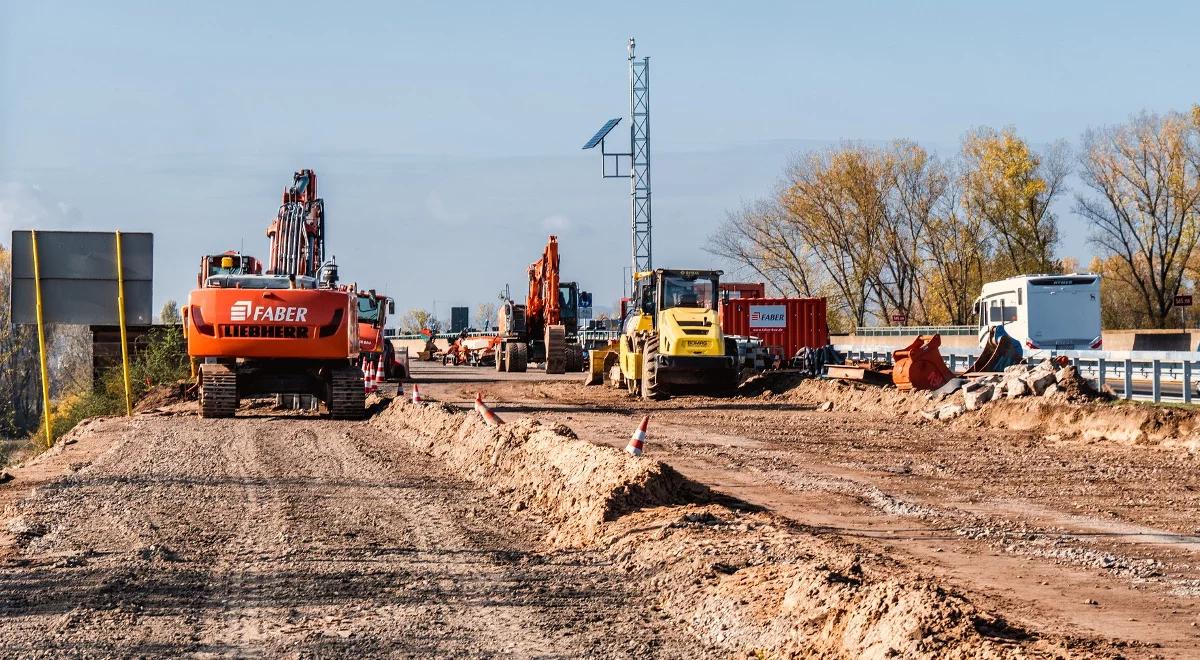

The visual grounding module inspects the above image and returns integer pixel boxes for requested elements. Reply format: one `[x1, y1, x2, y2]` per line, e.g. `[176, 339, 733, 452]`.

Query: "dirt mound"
[965, 398, 1200, 451]
[133, 381, 194, 412]
[371, 398, 1103, 657]
[599, 505, 1085, 658]
[783, 378, 931, 415]
[371, 400, 694, 547]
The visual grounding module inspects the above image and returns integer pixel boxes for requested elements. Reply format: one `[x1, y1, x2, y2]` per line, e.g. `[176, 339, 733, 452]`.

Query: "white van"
[973, 274, 1102, 351]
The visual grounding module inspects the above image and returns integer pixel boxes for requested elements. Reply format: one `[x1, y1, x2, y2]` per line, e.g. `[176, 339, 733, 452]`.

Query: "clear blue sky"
[2, 1, 1196, 320]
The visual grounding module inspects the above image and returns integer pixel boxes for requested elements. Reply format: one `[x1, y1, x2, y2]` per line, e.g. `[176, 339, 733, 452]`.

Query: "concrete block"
[1005, 378, 1029, 398]
[936, 404, 965, 420]
[1024, 370, 1058, 395]
[964, 383, 995, 410]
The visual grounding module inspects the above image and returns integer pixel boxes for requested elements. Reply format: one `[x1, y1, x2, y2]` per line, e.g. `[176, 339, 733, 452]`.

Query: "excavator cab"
[197, 252, 262, 287]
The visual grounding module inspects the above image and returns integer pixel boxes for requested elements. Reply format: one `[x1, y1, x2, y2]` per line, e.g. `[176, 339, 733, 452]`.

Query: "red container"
[720, 297, 829, 358]
[719, 282, 766, 302]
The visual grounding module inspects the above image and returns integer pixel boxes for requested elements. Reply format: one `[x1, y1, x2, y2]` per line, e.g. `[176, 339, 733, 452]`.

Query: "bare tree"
[474, 302, 497, 332]
[920, 178, 989, 324]
[1076, 110, 1200, 328]
[398, 308, 442, 334]
[0, 245, 43, 437]
[706, 199, 823, 298]
[781, 145, 888, 326]
[159, 300, 181, 325]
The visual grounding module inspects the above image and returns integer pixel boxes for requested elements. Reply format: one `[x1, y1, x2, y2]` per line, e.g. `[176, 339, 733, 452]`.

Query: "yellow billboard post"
[115, 231, 133, 416]
[29, 231, 53, 447]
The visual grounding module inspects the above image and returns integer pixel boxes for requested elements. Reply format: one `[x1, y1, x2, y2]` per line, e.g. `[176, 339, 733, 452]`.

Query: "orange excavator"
[183, 169, 364, 418]
[494, 235, 584, 374]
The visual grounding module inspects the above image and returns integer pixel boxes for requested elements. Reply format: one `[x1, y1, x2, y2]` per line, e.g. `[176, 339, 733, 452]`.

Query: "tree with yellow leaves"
[961, 127, 1067, 276]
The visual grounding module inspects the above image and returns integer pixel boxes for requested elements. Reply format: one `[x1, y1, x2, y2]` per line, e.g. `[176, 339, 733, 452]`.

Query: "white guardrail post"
[1152, 360, 1162, 403]
[1185, 361, 1193, 405]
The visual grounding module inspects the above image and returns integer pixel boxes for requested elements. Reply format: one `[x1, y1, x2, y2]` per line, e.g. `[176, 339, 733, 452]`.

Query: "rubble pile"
[923, 359, 1107, 421]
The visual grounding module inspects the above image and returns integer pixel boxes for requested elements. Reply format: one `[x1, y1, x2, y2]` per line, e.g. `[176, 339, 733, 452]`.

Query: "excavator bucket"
[969, 325, 1023, 373]
[892, 334, 955, 391]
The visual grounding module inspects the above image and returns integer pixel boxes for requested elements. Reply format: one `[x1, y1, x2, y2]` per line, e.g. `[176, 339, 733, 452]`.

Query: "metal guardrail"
[852, 325, 977, 337]
[384, 331, 495, 340]
[835, 344, 1200, 404]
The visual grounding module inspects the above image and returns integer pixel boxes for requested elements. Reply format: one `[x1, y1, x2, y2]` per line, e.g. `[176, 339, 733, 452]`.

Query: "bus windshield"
[660, 273, 718, 311]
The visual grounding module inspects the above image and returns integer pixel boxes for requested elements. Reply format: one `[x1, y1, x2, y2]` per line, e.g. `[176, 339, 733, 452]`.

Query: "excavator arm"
[265, 169, 326, 278]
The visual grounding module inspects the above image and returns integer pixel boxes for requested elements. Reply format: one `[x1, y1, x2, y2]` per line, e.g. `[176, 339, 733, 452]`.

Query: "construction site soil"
[0, 361, 1197, 657]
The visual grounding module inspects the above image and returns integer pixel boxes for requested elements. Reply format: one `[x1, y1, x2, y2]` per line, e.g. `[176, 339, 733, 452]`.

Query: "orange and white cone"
[375, 358, 386, 391]
[475, 392, 504, 426]
[367, 361, 378, 394]
[626, 415, 649, 456]
[362, 361, 372, 394]
[411, 383, 422, 404]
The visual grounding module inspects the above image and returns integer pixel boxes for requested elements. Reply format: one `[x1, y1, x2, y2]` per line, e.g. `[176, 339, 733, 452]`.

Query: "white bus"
[973, 274, 1102, 351]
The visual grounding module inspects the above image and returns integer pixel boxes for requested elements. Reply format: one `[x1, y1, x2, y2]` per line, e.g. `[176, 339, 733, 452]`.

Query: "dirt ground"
[1, 360, 1197, 657]
[418, 361, 1200, 658]
[0, 407, 707, 658]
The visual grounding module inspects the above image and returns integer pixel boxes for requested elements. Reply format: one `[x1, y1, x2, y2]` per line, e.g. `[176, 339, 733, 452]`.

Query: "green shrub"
[36, 325, 190, 447]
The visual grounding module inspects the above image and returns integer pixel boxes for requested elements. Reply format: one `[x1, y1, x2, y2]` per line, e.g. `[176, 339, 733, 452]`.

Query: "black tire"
[199, 364, 238, 418]
[328, 367, 366, 420]
[505, 342, 528, 373]
[495, 345, 506, 372]
[641, 335, 664, 400]
[512, 343, 529, 372]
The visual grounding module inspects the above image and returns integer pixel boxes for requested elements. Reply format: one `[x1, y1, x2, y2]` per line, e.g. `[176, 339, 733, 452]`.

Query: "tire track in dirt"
[1, 410, 705, 657]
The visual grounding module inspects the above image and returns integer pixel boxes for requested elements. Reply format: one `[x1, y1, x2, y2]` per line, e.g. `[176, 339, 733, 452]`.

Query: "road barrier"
[835, 344, 1200, 404]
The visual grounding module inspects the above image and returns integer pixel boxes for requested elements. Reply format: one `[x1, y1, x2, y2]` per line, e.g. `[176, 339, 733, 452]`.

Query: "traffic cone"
[366, 361, 377, 394]
[412, 383, 422, 404]
[375, 358, 386, 391]
[625, 415, 649, 456]
[475, 392, 504, 426]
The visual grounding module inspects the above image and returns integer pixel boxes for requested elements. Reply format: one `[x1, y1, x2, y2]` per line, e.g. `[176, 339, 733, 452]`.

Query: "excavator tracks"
[199, 364, 239, 418]
[328, 367, 366, 419]
[545, 325, 567, 374]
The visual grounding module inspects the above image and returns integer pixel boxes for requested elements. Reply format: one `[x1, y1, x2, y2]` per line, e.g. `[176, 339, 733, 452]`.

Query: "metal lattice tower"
[581, 38, 653, 291]
[628, 38, 651, 274]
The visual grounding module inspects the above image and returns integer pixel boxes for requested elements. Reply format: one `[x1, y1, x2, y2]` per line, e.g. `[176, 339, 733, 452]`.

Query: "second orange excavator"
[183, 169, 365, 418]
[494, 235, 585, 374]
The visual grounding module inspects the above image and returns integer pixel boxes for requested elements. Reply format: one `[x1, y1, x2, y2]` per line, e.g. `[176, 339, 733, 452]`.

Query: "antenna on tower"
[582, 37, 653, 286]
